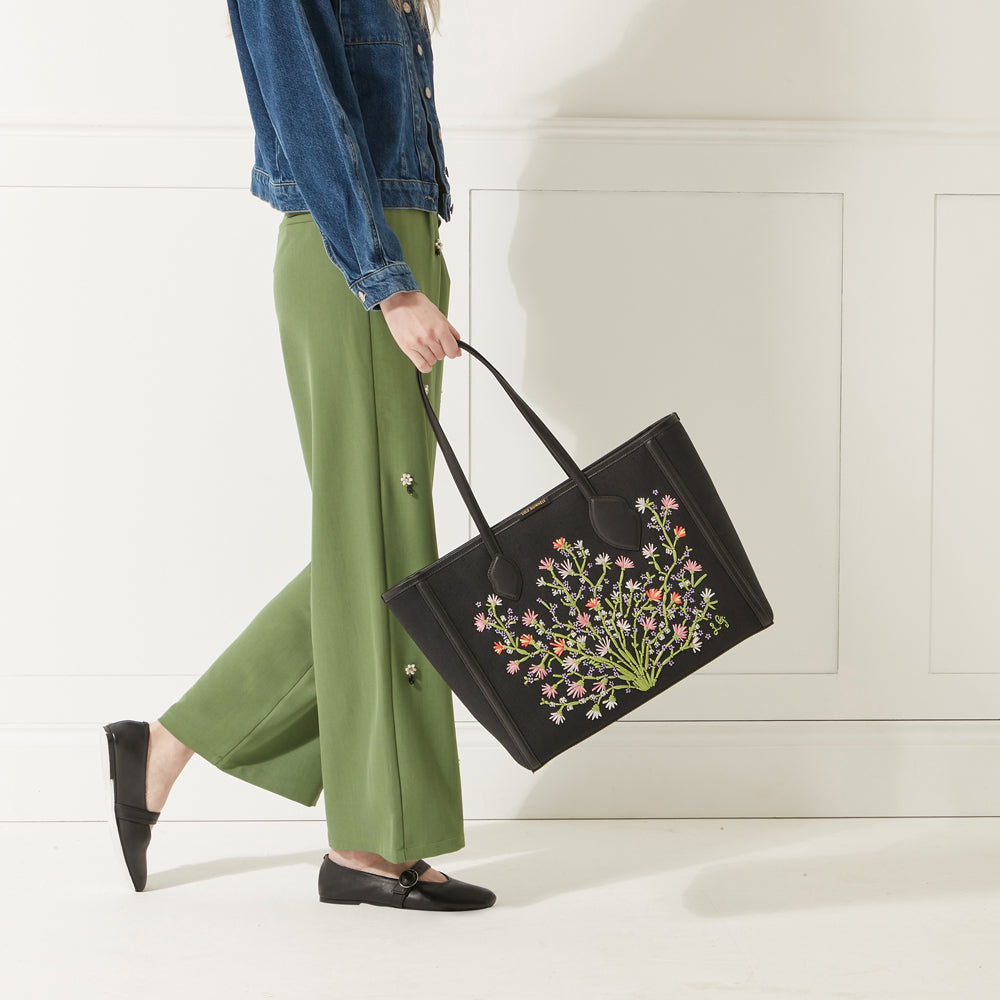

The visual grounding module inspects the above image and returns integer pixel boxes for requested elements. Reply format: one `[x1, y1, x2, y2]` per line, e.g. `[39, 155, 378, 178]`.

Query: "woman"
[103, 0, 496, 912]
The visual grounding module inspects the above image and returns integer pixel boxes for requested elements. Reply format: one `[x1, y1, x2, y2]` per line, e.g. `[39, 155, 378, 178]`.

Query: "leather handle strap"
[416, 341, 641, 601]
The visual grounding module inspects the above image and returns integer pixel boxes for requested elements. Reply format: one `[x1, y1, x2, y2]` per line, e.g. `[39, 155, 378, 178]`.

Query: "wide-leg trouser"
[159, 209, 465, 863]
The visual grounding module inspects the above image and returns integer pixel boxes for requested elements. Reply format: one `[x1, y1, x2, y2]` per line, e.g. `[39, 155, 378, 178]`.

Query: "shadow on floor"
[147, 849, 319, 892]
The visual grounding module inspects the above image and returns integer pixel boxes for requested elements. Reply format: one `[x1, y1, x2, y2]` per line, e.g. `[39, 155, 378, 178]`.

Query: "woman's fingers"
[381, 290, 463, 370]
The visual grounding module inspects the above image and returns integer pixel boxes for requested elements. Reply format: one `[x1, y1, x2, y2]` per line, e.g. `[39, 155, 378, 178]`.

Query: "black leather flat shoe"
[103, 720, 160, 892]
[318, 856, 496, 911]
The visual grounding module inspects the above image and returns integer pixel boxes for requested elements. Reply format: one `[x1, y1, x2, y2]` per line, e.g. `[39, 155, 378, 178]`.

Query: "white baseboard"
[5, 720, 1000, 822]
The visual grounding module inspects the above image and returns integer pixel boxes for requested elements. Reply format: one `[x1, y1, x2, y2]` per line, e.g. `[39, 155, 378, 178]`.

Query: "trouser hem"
[329, 831, 467, 864]
[157, 711, 322, 809]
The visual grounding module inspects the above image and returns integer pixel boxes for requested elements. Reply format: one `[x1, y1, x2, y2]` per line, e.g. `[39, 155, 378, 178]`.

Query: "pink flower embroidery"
[683, 559, 702, 573]
[474, 612, 487, 632]
[522, 609, 539, 626]
[550, 711, 565, 725]
[567, 680, 587, 698]
[614, 556, 634, 570]
[529, 663, 549, 678]
[541, 682, 558, 698]
[640, 615, 657, 631]
[672, 623, 688, 641]
[506, 661, 520, 674]
[576, 613, 590, 627]
[661, 495, 679, 511]
[593, 678, 608, 694]
[539, 557, 555, 571]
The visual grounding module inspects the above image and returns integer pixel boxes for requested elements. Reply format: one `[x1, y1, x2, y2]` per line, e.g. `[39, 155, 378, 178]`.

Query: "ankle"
[149, 721, 193, 766]
[145, 721, 193, 812]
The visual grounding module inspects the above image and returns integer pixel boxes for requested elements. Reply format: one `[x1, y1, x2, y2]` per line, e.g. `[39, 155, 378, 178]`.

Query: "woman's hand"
[380, 290, 461, 372]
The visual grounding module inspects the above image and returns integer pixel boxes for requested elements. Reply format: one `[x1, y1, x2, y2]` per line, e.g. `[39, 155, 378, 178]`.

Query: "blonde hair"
[391, 0, 439, 29]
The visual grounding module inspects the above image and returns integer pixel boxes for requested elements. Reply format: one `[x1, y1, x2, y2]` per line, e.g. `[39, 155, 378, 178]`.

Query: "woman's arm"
[229, 0, 418, 308]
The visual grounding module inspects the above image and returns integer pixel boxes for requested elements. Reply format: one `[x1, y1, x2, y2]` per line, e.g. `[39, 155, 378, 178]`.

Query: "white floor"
[2, 818, 999, 999]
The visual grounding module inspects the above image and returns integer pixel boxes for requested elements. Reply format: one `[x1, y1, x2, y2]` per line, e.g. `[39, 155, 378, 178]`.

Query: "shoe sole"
[103, 726, 140, 892]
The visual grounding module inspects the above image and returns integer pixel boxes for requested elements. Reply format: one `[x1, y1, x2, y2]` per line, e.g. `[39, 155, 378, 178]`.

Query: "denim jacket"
[226, 0, 453, 309]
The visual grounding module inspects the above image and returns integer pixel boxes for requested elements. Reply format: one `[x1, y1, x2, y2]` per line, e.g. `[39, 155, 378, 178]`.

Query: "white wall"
[4, 1, 1000, 822]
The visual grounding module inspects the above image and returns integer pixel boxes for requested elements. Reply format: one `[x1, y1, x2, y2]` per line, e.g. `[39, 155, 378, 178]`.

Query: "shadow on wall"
[477, 0, 935, 814]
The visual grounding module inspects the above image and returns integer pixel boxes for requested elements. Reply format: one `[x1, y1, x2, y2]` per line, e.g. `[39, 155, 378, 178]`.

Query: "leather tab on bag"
[588, 495, 642, 550]
[488, 553, 522, 601]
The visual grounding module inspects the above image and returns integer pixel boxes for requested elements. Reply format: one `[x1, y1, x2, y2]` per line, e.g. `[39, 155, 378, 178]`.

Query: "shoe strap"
[115, 802, 161, 825]
[392, 860, 430, 906]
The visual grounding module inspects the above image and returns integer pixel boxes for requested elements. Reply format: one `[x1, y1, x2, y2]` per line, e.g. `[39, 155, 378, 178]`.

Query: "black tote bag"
[383, 342, 773, 771]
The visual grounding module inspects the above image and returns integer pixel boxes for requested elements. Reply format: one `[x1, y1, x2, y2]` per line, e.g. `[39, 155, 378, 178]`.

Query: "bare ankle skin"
[145, 720, 194, 815]
[326, 849, 447, 883]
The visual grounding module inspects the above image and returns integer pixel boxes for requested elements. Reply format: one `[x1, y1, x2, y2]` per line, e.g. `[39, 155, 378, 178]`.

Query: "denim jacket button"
[424, 86, 432, 100]
[357, 290, 367, 303]
[437, 127, 443, 139]
[402, 2, 412, 12]
[416, 43, 423, 56]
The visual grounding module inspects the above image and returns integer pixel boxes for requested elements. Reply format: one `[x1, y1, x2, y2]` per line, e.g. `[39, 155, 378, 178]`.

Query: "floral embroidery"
[472, 493, 729, 725]
[404, 663, 417, 685]
[400, 473, 415, 496]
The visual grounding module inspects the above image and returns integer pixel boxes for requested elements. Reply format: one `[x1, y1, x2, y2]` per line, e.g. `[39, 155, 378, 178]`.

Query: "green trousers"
[159, 209, 465, 863]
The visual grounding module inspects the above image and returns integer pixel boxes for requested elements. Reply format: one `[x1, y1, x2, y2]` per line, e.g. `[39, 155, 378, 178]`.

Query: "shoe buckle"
[398, 867, 420, 889]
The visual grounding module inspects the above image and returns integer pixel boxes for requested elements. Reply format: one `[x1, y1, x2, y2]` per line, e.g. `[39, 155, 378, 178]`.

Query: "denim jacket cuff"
[349, 262, 420, 311]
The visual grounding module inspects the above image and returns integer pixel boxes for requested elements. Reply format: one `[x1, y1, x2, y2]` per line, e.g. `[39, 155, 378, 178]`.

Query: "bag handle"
[416, 341, 641, 601]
